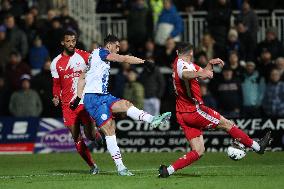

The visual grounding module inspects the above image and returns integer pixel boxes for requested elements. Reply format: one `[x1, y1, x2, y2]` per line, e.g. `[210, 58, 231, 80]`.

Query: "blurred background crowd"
[0, 0, 284, 119]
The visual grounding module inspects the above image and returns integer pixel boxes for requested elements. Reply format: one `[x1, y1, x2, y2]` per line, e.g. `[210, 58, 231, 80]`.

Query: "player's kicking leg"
[68, 124, 99, 175]
[100, 119, 134, 176]
[159, 135, 204, 178]
[217, 116, 271, 154]
[111, 100, 171, 127]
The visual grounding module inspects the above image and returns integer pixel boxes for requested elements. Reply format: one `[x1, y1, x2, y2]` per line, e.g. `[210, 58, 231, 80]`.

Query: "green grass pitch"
[0, 152, 283, 189]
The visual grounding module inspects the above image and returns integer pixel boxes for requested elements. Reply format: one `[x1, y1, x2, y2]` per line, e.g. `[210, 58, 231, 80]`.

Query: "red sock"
[75, 138, 94, 167]
[172, 150, 200, 171]
[228, 125, 253, 147]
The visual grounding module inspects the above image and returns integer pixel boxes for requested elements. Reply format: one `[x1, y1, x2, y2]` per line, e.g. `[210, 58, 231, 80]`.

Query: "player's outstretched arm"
[182, 69, 213, 80]
[106, 53, 144, 64]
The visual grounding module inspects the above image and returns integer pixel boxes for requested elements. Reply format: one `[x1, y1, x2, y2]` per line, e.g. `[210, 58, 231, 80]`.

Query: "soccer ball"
[227, 142, 246, 161]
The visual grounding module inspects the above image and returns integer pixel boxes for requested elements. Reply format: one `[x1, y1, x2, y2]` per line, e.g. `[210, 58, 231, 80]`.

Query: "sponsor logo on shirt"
[64, 72, 81, 79]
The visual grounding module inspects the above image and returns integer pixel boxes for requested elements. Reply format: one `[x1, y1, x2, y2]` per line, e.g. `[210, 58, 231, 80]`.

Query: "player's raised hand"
[209, 58, 224, 67]
[52, 96, 60, 106]
[199, 69, 213, 79]
[125, 55, 144, 64]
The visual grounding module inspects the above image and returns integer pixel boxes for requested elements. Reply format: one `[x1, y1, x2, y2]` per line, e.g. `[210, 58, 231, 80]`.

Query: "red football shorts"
[176, 105, 221, 140]
[62, 104, 92, 127]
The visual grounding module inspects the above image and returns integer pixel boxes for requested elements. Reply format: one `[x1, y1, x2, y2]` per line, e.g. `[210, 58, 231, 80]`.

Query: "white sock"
[105, 135, 125, 171]
[167, 165, 175, 175]
[126, 106, 154, 123]
[251, 141, 260, 152]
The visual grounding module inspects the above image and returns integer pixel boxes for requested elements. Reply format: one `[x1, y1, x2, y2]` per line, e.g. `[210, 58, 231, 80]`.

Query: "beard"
[64, 46, 75, 55]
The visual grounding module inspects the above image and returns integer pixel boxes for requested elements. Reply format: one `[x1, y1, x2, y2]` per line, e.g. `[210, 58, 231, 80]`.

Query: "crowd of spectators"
[0, 0, 284, 119]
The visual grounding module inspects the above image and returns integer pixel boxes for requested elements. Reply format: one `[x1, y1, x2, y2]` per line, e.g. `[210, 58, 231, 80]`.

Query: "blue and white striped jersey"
[84, 48, 111, 94]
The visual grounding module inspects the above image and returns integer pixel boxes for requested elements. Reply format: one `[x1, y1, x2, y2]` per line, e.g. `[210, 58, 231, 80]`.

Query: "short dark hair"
[10, 50, 20, 57]
[176, 42, 193, 55]
[104, 34, 120, 46]
[61, 30, 77, 41]
[229, 50, 238, 57]
[4, 13, 14, 20]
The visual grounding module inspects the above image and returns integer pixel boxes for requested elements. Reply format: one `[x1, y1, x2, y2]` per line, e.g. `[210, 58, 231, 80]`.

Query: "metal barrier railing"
[94, 10, 284, 47]
[65, 2, 284, 48]
[52, 0, 67, 8]
[67, 0, 97, 48]
[272, 10, 284, 42]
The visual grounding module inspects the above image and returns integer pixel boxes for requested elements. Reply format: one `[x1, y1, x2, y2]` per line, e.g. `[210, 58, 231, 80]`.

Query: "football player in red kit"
[157, 43, 271, 178]
[50, 30, 101, 174]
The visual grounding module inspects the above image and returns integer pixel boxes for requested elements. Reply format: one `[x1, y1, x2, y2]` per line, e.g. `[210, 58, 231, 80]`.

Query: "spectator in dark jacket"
[227, 50, 245, 80]
[262, 68, 284, 117]
[139, 60, 165, 115]
[257, 49, 275, 82]
[96, 0, 126, 13]
[155, 0, 183, 46]
[216, 66, 242, 118]
[256, 27, 284, 60]
[59, 6, 79, 33]
[0, 76, 11, 116]
[19, 12, 38, 47]
[4, 14, 28, 58]
[45, 18, 64, 59]
[37, 9, 57, 43]
[127, 0, 153, 53]
[112, 62, 135, 98]
[142, 39, 158, 60]
[174, 0, 208, 12]
[237, 1, 258, 53]
[156, 37, 176, 67]
[200, 82, 217, 110]
[0, 0, 19, 23]
[237, 20, 255, 61]
[5, 51, 30, 91]
[207, 0, 231, 60]
[0, 24, 13, 73]
[31, 58, 61, 117]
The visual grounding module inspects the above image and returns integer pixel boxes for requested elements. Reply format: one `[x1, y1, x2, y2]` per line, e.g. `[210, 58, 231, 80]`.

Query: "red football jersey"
[50, 49, 90, 105]
[172, 57, 203, 112]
